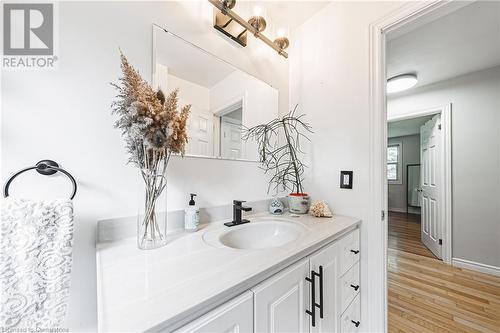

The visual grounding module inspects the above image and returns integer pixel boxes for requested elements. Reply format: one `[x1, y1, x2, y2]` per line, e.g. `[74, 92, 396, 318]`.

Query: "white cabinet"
[252, 258, 310, 333]
[337, 228, 361, 333]
[174, 291, 253, 333]
[176, 228, 360, 333]
[309, 242, 340, 333]
[252, 228, 360, 333]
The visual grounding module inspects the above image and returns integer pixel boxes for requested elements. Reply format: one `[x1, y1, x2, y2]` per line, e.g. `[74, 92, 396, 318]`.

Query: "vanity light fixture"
[209, 0, 289, 59]
[248, 5, 267, 34]
[387, 73, 418, 94]
[274, 27, 290, 54]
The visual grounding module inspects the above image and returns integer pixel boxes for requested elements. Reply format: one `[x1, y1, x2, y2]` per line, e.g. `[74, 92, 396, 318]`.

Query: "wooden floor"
[388, 212, 436, 259]
[388, 212, 500, 333]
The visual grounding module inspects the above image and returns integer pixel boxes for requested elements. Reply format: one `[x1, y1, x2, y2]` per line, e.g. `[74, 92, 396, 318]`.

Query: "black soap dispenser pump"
[189, 194, 196, 206]
[184, 193, 200, 231]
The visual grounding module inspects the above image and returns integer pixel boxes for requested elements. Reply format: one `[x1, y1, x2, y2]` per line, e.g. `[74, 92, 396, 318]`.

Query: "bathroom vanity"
[97, 213, 361, 332]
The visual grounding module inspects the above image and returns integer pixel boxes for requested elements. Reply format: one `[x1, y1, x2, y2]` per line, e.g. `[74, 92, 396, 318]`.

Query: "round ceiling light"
[387, 73, 418, 94]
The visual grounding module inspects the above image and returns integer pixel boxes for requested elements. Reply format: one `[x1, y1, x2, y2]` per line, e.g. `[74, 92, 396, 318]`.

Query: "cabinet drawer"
[340, 294, 361, 333]
[339, 228, 360, 276]
[174, 291, 253, 333]
[340, 263, 360, 314]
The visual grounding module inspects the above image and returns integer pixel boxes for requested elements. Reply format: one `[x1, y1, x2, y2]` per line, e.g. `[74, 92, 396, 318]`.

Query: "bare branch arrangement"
[243, 104, 312, 195]
[111, 52, 190, 249]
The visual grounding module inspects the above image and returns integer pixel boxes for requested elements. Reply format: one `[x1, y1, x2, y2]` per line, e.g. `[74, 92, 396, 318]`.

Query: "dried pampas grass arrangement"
[111, 52, 191, 163]
[111, 52, 191, 249]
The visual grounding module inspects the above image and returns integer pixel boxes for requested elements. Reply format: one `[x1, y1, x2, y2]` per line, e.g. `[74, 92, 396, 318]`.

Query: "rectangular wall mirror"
[152, 24, 279, 161]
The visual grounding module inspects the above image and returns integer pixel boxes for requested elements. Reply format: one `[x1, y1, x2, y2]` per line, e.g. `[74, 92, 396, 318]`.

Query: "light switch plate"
[340, 171, 353, 189]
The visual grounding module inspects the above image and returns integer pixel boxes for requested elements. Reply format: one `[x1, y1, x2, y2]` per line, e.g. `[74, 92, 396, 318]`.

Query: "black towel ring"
[3, 160, 77, 200]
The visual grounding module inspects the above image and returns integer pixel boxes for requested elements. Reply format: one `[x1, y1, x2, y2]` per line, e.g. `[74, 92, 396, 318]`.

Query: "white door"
[253, 258, 310, 333]
[221, 119, 242, 159]
[420, 114, 442, 259]
[187, 108, 214, 156]
[173, 291, 253, 333]
[309, 242, 339, 333]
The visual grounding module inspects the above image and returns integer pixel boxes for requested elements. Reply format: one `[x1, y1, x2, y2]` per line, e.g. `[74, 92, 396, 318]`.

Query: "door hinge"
[438, 124, 442, 130]
[381, 210, 385, 221]
[439, 239, 443, 245]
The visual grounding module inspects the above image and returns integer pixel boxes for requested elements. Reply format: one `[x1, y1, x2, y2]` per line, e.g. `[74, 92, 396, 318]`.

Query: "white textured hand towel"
[1, 198, 74, 331]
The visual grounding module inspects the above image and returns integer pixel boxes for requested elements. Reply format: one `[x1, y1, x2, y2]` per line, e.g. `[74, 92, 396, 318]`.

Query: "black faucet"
[224, 200, 252, 227]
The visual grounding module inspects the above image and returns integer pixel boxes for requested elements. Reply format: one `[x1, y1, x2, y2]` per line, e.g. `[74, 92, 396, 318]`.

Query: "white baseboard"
[452, 258, 500, 277]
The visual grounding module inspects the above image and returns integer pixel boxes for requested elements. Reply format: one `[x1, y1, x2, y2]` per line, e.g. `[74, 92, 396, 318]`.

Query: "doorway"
[387, 106, 452, 262]
[369, 1, 500, 332]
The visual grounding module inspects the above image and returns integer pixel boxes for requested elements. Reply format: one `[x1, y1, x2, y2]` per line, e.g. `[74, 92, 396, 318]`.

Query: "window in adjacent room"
[387, 142, 402, 184]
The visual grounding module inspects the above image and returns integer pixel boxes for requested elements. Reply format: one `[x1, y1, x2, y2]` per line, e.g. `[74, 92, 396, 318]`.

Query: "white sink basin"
[218, 219, 305, 250]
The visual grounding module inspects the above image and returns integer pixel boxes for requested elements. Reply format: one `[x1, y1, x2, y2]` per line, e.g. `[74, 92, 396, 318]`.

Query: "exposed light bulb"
[277, 28, 287, 38]
[253, 5, 263, 16]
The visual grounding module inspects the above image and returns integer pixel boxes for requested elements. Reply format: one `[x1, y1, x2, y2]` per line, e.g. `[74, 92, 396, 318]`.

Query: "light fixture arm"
[208, 0, 288, 59]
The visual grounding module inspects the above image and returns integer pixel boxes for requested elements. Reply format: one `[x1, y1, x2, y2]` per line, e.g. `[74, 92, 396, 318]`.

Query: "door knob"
[350, 284, 360, 291]
[350, 249, 359, 254]
[351, 320, 360, 327]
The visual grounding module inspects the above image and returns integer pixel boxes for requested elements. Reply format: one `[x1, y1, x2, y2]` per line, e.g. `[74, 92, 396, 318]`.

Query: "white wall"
[168, 74, 210, 113]
[388, 66, 500, 268]
[388, 134, 421, 213]
[289, 1, 407, 331]
[1, 1, 288, 331]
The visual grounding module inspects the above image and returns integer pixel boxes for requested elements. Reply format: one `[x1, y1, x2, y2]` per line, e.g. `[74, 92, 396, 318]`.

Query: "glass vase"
[137, 168, 168, 250]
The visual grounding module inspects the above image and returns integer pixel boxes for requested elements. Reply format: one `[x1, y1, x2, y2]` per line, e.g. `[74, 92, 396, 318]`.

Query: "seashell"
[309, 201, 333, 218]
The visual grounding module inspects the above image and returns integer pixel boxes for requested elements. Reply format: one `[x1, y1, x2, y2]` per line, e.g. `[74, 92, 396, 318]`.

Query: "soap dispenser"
[184, 193, 200, 232]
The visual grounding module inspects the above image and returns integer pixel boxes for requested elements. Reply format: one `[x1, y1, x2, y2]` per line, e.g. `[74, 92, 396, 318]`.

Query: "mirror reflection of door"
[187, 108, 214, 157]
[221, 118, 242, 159]
[215, 100, 243, 159]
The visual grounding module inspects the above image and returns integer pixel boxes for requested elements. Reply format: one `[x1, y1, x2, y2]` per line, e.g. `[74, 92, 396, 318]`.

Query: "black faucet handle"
[233, 200, 246, 206]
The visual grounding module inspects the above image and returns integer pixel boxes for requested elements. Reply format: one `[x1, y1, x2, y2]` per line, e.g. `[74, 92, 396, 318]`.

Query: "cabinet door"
[174, 291, 253, 333]
[252, 258, 310, 333]
[309, 242, 340, 333]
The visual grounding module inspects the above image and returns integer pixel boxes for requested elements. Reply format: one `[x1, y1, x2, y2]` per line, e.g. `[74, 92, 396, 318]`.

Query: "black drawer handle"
[318, 265, 324, 319]
[305, 270, 316, 327]
[350, 249, 359, 254]
[351, 320, 360, 327]
[305, 266, 324, 327]
[350, 284, 360, 291]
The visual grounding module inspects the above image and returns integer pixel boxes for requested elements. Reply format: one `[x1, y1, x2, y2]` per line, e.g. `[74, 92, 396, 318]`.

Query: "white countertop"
[97, 212, 361, 332]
